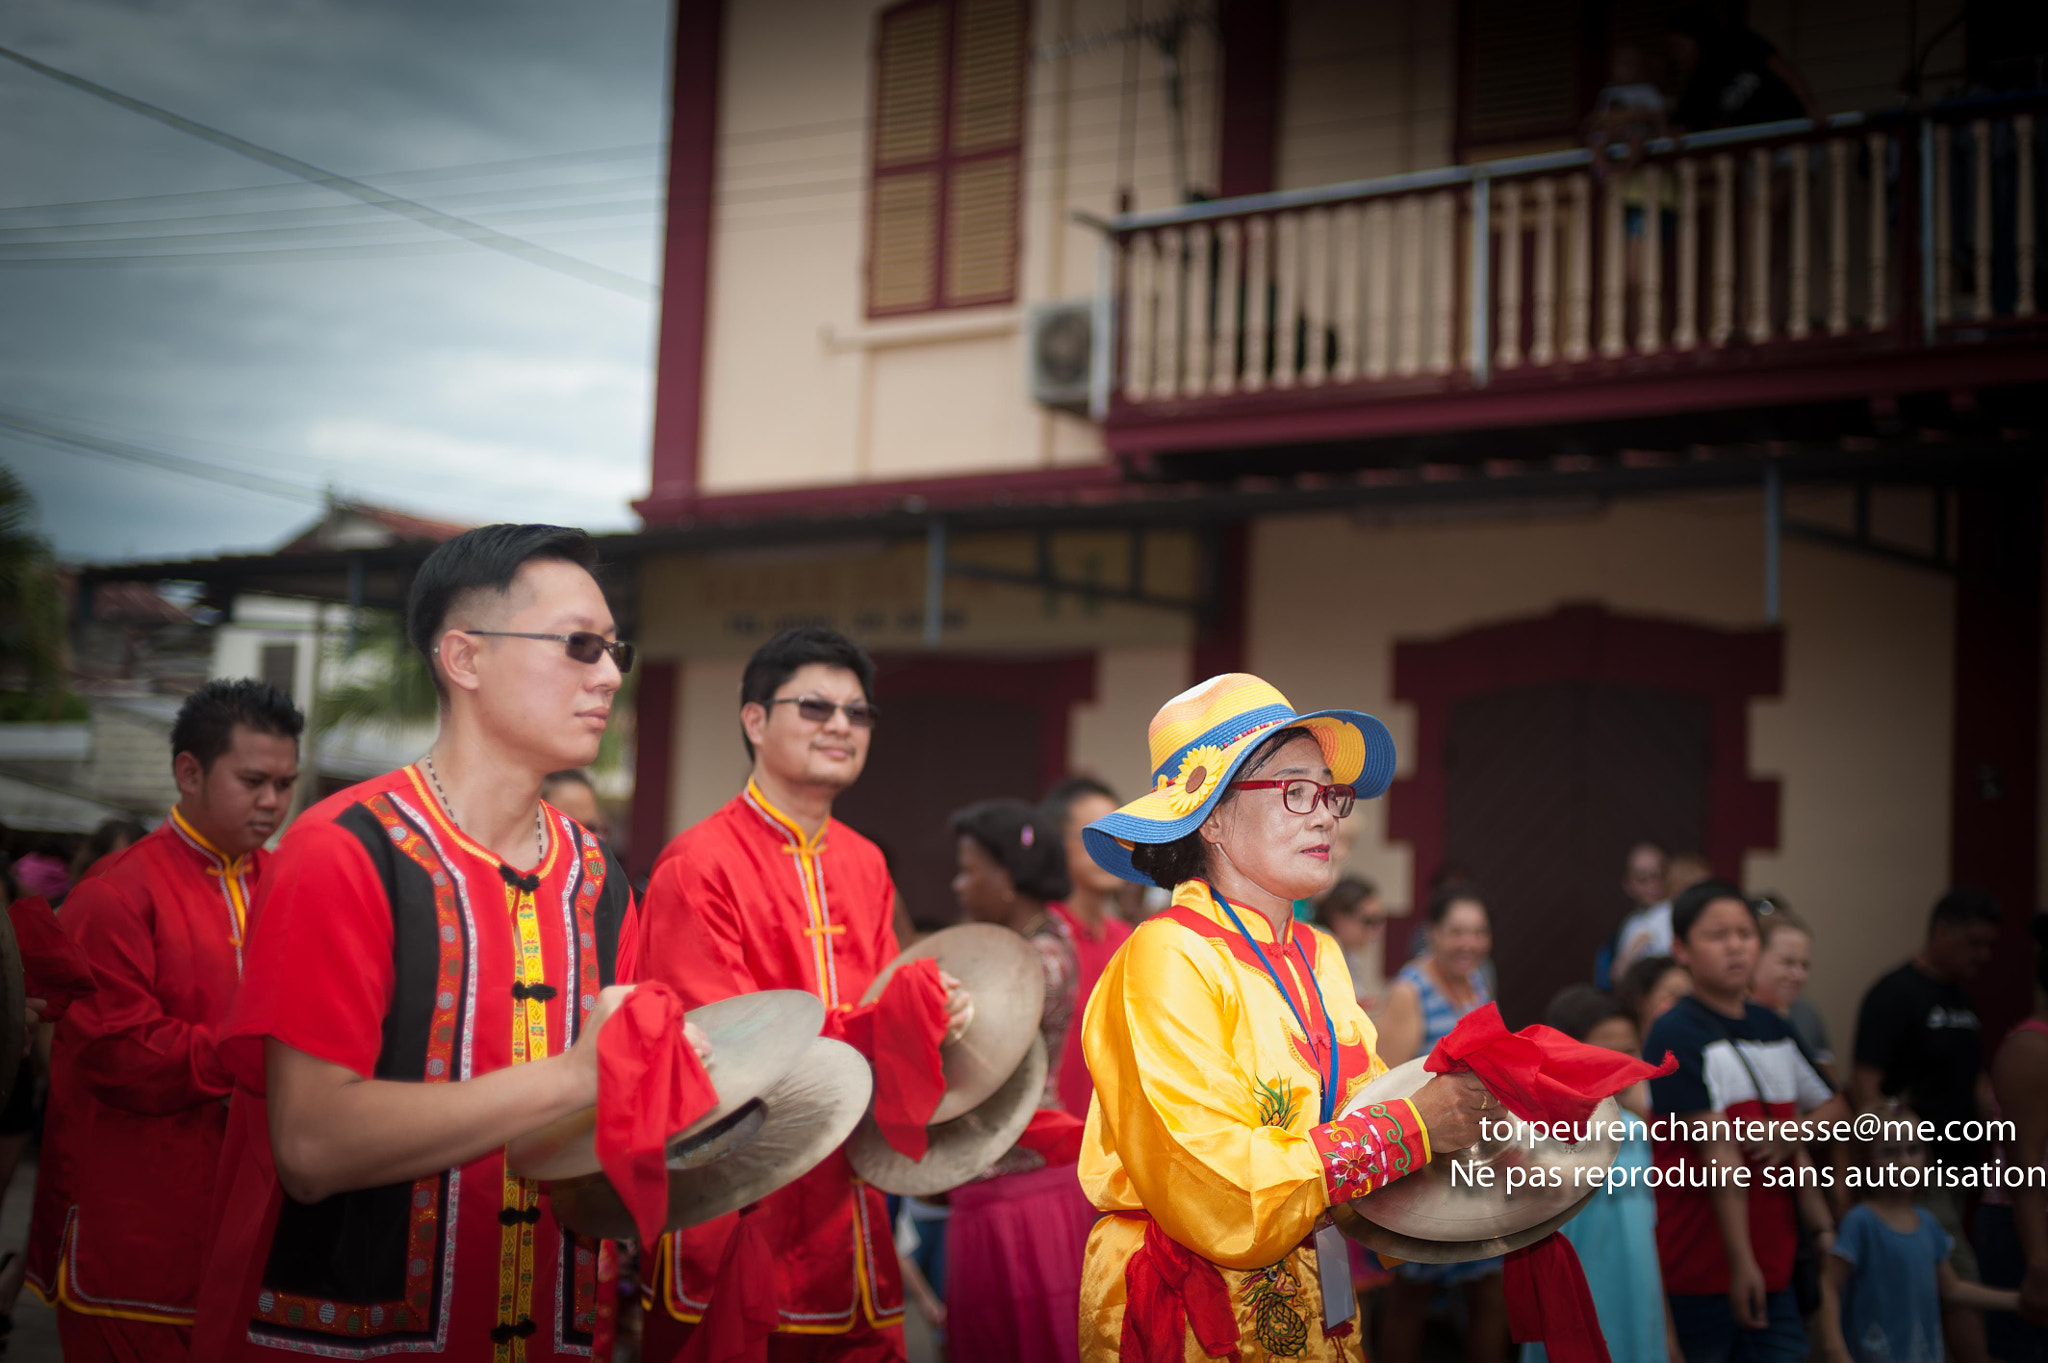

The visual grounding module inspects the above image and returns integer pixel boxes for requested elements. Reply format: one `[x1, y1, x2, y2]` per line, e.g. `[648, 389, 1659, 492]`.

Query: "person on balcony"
[1075, 673, 1488, 1362]
[1668, 7, 1821, 132]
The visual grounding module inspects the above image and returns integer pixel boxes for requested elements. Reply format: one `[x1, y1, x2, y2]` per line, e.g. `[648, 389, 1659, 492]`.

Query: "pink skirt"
[946, 1161, 1098, 1363]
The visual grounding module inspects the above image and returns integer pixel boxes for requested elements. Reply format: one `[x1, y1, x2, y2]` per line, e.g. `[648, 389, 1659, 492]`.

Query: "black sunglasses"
[771, 696, 880, 728]
[458, 630, 635, 673]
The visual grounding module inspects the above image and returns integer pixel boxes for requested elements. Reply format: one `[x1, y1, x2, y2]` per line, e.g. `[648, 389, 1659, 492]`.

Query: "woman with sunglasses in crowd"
[1074, 674, 1489, 1363]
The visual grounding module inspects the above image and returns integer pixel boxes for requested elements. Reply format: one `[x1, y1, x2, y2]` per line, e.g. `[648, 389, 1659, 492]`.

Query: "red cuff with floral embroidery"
[1311, 1097, 1432, 1203]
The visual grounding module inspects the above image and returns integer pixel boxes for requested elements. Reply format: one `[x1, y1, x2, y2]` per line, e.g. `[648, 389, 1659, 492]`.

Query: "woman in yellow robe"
[1077, 674, 1489, 1362]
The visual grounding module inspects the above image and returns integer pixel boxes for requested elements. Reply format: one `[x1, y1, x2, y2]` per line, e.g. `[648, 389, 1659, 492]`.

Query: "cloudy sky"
[0, 0, 672, 564]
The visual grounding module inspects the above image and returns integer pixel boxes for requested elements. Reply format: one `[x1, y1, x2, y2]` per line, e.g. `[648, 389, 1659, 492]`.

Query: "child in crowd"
[1522, 985, 1682, 1363]
[1820, 1105, 2019, 1363]
[1647, 880, 1846, 1363]
[1619, 952, 1692, 1038]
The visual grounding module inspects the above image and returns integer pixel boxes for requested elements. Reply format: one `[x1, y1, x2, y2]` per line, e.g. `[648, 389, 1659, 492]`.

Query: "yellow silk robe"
[1078, 879, 1433, 1362]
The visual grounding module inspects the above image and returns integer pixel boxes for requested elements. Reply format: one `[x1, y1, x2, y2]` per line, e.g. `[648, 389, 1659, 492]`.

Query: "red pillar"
[639, 0, 723, 521]
[630, 660, 680, 876]
[1949, 470, 2044, 1045]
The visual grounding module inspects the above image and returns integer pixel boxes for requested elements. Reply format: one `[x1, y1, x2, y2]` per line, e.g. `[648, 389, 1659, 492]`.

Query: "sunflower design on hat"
[1163, 744, 1229, 818]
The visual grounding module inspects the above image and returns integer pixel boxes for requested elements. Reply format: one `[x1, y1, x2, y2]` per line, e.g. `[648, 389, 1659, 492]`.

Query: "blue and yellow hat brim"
[1082, 706, 1396, 886]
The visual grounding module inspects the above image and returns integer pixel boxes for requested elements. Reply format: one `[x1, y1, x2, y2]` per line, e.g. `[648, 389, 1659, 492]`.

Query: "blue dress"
[1833, 1203, 1951, 1363]
[1392, 958, 1498, 1285]
[1519, 1116, 1666, 1363]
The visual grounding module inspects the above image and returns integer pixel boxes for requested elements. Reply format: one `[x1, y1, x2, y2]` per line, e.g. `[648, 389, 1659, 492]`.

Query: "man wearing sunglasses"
[195, 524, 648, 1362]
[639, 625, 963, 1362]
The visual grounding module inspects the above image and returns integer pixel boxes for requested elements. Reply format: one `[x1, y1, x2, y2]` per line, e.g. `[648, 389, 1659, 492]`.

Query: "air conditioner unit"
[1027, 300, 1094, 412]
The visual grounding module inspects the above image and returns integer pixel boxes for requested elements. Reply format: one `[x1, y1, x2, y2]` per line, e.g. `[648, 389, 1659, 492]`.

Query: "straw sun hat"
[1081, 673, 1397, 885]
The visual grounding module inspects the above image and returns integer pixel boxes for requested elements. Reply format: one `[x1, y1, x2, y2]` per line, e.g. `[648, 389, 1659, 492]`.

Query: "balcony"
[1098, 93, 2048, 460]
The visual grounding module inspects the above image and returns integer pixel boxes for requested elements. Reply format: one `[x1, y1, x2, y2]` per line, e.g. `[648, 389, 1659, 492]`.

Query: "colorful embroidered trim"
[1310, 1098, 1431, 1204]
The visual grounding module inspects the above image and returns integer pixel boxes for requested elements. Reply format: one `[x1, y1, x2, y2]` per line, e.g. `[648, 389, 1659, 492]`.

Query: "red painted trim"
[868, 652, 1095, 792]
[645, 0, 723, 511]
[1192, 520, 1248, 682]
[1948, 473, 2043, 1048]
[1103, 340, 2048, 458]
[1216, 0, 1284, 199]
[1382, 603, 1782, 967]
[631, 659, 680, 878]
[635, 461, 1120, 528]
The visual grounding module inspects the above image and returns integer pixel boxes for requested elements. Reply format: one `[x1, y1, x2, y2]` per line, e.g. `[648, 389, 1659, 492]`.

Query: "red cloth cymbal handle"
[674, 1203, 777, 1363]
[833, 957, 950, 1161]
[1017, 1108, 1085, 1166]
[1423, 1002, 1677, 1125]
[594, 982, 717, 1248]
[1505, 1233, 1612, 1363]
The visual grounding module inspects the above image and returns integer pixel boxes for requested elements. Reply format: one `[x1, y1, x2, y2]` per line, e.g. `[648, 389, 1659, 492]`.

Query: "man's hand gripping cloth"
[595, 982, 719, 1249]
[7, 896, 96, 1022]
[830, 956, 949, 1159]
[1425, 1003, 1678, 1363]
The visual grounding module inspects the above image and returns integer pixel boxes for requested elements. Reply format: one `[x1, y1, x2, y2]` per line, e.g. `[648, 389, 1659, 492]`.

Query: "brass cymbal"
[546, 1035, 873, 1239]
[859, 923, 1043, 1123]
[506, 989, 825, 1183]
[846, 1033, 1048, 1196]
[1328, 1058, 1622, 1264]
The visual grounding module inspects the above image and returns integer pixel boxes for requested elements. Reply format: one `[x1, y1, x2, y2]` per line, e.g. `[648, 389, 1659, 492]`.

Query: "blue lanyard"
[1208, 888, 1341, 1124]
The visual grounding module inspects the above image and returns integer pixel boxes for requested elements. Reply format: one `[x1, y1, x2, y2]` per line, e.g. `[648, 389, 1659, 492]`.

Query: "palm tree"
[0, 467, 68, 718]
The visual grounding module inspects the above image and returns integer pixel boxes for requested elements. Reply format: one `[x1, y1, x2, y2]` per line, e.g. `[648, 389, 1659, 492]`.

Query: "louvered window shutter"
[869, 0, 1026, 316]
[1459, 0, 1588, 154]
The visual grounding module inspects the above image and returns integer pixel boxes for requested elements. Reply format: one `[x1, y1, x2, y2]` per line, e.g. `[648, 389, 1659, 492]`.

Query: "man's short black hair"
[171, 678, 304, 771]
[951, 799, 1071, 903]
[1040, 775, 1120, 832]
[1929, 885, 2001, 935]
[1545, 984, 1631, 1043]
[405, 524, 599, 693]
[737, 626, 877, 760]
[1671, 877, 1754, 944]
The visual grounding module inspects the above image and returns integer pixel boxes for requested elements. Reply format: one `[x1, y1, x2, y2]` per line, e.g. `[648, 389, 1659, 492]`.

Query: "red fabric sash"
[1424, 1002, 1676, 1125]
[7, 896, 96, 1022]
[674, 1204, 777, 1363]
[595, 983, 717, 1249]
[831, 957, 949, 1160]
[1121, 1215, 1241, 1363]
[1506, 1234, 1611, 1363]
[1017, 1108, 1085, 1166]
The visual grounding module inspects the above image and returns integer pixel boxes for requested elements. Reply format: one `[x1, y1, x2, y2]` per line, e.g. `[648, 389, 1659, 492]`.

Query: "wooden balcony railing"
[1093, 93, 2045, 422]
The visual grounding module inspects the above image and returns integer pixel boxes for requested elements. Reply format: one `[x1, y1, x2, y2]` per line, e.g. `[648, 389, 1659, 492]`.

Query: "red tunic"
[29, 811, 254, 1325]
[1046, 902, 1132, 1119]
[638, 781, 905, 1339]
[191, 766, 637, 1362]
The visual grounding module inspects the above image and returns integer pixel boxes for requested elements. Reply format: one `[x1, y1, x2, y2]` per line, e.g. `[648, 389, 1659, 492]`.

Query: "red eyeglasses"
[1228, 779, 1358, 817]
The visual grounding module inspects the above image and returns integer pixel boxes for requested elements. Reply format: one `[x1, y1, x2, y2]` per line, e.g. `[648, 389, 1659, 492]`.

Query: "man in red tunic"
[641, 626, 956, 1363]
[193, 525, 644, 1362]
[35, 679, 302, 1360]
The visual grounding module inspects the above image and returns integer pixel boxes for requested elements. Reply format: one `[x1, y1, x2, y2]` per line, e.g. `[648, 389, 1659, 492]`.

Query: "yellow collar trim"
[1172, 877, 1294, 946]
[745, 779, 828, 855]
[168, 807, 250, 875]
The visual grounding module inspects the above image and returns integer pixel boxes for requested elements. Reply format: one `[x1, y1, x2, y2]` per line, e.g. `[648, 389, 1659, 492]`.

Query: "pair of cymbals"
[1328, 1058, 1622, 1263]
[844, 923, 1050, 1196]
[506, 989, 871, 1241]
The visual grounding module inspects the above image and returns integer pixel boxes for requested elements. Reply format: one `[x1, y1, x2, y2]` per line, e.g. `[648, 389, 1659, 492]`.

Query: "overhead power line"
[0, 406, 329, 504]
[0, 44, 657, 301]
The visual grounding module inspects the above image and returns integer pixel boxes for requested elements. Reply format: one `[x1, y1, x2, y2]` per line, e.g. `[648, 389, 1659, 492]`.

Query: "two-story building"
[627, 0, 2048, 1043]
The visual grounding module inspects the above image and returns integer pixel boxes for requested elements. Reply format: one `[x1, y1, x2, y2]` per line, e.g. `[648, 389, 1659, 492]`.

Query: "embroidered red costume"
[191, 766, 636, 1362]
[26, 811, 258, 1355]
[638, 780, 905, 1355]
